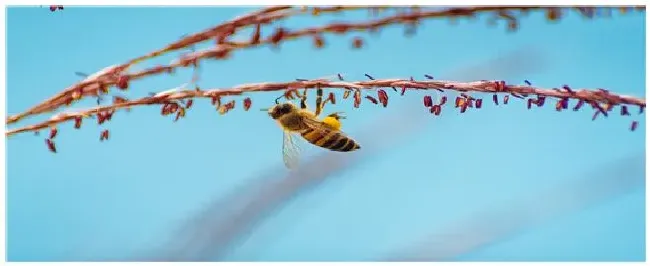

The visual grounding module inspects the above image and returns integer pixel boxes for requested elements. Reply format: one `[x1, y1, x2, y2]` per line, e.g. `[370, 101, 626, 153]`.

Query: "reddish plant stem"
[4, 6, 325, 125]
[8, 6, 641, 126]
[6, 78, 644, 137]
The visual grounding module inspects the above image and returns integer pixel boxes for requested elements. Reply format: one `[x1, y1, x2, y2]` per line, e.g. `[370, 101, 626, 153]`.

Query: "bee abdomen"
[300, 129, 361, 152]
[300, 128, 327, 145]
[321, 133, 360, 152]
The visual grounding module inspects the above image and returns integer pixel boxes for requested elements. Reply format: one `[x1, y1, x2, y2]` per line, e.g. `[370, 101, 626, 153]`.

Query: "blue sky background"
[6, 7, 646, 261]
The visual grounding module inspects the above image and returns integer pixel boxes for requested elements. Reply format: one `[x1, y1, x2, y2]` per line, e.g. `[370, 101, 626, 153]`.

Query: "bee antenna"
[274, 95, 284, 104]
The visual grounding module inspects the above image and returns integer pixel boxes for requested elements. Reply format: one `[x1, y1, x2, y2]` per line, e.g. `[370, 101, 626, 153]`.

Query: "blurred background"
[6, 6, 646, 261]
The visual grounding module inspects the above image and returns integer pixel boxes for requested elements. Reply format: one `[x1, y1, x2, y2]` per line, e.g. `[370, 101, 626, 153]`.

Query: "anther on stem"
[211, 96, 221, 107]
[377, 89, 388, 107]
[620, 105, 630, 116]
[251, 24, 262, 44]
[161, 103, 170, 116]
[45, 139, 57, 153]
[365, 95, 379, 105]
[100, 130, 110, 141]
[243, 97, 252, 111]
[74, 116, 82, 129]
[555, 98, 568, 111]
[460, 102, 468, 113]
[352, 37, 364, 49]
[49, 127, 58, 139]
[174, 108, 186, 122]
[430, 105, 441, 116]
[573, 100, 584, 111]
[327, 92, 336, 105]
[270, 27, 286, 46]
[467, 99, 474, 108]
[343, 90, 351, 99]
[423, 95, 433, 107]
[475, 98, 483, 109]
[117, 75, 130, 90]
[353, 90, 361, 108]
[546, 7, 562, 21]
[168, 103, 179, 115]
[97, 112, 106, 124]
[592, 103, 608, 117]
[219, 100, 236, 115]
[313, 34, 325, 49]
[592, 111, 600, 121]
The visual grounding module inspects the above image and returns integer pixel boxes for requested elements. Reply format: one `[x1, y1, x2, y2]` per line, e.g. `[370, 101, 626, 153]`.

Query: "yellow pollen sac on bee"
[322, 116, 342, 131]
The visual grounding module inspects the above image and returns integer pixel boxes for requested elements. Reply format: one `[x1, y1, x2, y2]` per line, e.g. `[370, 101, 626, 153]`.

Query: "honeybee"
[265, 88, 361, 169]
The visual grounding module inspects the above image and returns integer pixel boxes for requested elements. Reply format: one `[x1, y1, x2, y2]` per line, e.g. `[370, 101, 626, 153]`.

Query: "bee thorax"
[278, 114, 306, 131]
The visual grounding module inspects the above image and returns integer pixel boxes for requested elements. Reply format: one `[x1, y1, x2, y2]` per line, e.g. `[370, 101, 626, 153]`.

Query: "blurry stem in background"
[384, 154, 645, 261]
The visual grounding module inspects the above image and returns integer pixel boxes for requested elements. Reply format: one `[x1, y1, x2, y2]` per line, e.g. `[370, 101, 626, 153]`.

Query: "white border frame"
[1, 1, 647, 265]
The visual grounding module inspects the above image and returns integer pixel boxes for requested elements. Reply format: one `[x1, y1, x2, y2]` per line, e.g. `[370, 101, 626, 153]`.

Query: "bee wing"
[302, 115, 348, 136]
[282, 130, 302, 169]
[302, 115, 359, 148]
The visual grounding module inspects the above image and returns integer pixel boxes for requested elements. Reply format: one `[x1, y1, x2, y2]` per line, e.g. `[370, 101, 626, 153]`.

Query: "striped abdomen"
[299, 127, 361, 152]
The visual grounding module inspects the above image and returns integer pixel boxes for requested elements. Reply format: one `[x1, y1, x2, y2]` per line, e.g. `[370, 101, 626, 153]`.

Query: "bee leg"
[300, 94, 309, 110]
[314, 86, 324, 116]
[325, 112, 346, 120]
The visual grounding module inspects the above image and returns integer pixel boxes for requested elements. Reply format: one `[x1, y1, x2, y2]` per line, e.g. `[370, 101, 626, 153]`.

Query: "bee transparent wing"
[302, 116, 347, 136]
[282, 130, 302, 169]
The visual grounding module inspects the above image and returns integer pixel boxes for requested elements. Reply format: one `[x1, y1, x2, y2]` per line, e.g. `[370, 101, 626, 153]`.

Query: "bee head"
[268, 102, 295, 120]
